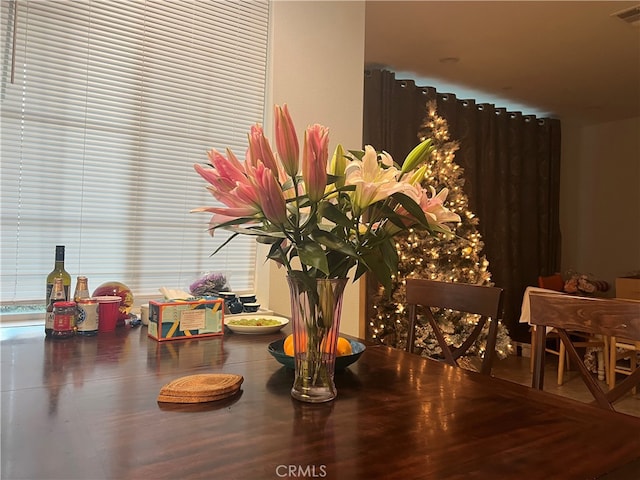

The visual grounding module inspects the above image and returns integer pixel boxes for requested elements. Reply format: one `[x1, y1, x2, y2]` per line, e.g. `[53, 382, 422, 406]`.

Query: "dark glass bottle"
[46, 246, 71, 305]
[52, 301, 76, 339]
[45, 278, 66, 337]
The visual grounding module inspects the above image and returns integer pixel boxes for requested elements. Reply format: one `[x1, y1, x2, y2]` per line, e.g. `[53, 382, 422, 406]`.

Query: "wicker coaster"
[157, 373, 243, 404]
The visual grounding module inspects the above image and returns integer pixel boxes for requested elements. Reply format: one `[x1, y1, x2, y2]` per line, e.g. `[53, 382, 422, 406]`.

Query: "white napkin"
[159, 287, 192, 300]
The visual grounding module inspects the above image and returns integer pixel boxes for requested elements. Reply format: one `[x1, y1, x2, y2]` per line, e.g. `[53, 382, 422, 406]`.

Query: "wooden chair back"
[538, 274, 564, 292]
[405, 279, 504, 375]
[530, 293, 640, 410]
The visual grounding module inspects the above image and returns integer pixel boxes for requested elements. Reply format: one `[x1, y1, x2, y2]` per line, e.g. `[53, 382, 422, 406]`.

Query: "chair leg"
[609, 336, 617, 390]
[631, 347, 637, 396]
[557, 340, 565, 385]
[406, 305, 417, 354]
[602, 336, 609, 385]
[530, 327, 536, 373]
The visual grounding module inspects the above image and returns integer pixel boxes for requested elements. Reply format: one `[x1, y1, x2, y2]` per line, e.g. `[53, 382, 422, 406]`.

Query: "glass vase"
[286, 275, 348, 403]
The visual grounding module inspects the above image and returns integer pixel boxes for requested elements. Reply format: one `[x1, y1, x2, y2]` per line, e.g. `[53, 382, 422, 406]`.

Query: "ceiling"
[364, 1, 640, 125]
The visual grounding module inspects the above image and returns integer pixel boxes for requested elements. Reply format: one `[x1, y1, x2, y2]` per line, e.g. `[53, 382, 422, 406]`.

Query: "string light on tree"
[368, 101, 512, 365]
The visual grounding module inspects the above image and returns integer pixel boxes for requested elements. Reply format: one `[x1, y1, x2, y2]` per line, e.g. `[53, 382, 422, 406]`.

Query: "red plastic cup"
[95, 296, 122, 333]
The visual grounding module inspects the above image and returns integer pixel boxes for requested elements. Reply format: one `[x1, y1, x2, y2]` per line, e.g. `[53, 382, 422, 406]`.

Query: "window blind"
[0, 0, 268, 303]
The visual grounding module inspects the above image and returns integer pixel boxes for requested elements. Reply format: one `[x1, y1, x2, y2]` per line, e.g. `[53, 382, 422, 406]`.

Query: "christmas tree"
[369, 101, 512, 365]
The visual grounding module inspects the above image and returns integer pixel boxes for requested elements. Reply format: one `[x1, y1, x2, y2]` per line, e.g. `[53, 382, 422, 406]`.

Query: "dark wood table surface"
[2, 324, 639, 480]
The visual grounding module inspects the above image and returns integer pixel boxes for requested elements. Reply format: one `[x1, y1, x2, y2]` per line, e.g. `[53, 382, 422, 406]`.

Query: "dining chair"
[405, 279, 504, 375]
[530, 274, 606, 385]
[530, 293, 640, 411]
[609, 337, 639, 394]
[529, 274, 567, 382]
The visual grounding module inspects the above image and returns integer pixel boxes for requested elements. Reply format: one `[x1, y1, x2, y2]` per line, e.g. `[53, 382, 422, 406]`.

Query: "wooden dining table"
[2, 323, 639, 479]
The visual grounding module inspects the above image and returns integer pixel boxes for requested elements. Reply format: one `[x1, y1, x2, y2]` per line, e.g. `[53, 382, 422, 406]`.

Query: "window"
[1, 0, 269, 304]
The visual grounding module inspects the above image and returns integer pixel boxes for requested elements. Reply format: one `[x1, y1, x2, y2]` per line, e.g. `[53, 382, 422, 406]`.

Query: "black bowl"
[267, 338, 366, 371]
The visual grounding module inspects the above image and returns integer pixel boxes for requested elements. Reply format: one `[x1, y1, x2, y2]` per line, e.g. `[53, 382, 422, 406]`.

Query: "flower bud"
[303, 124, 329, 202]
[274, 104, 300, 177]
[401, 138, 434, 174]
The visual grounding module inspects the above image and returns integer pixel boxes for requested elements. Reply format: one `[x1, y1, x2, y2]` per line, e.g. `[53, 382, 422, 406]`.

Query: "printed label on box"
[180, 309, 206, 331]
[148, 298, 224, 341]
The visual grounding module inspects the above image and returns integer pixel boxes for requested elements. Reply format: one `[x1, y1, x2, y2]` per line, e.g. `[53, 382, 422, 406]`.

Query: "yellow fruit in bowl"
[284, 334, 295, 356]
[283, 334, 352, 356]
[336, 337, 353, 356]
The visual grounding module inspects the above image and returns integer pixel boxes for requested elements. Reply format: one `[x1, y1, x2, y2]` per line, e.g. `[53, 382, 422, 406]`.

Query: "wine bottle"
[45, 277, 66, 337]
[46, 246, 71, 304]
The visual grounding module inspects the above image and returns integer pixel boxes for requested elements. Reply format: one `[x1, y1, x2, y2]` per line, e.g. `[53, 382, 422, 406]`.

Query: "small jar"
[76, 298, 99, 336]
[52, 301, 76, 339]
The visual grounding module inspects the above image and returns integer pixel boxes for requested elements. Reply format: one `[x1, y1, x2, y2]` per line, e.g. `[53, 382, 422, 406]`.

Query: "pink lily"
[193, 163, 257, 212]
[274, 104, 300, 177]
[253, 161, 288, 226]
[206, 148, 246, 184]
[302, 124, 329, 202]
[192, 150, 265, 234]
[400, 185, 461, 230]
[247, 124, 279, 173]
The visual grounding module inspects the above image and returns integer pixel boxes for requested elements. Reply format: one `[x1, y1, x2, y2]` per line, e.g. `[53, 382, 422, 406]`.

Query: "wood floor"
[491, 353, 640, 418]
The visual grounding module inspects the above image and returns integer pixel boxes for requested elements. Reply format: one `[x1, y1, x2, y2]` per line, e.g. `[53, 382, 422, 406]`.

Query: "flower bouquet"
[563, 272, 609, 295]
[193, 104, 460, 402]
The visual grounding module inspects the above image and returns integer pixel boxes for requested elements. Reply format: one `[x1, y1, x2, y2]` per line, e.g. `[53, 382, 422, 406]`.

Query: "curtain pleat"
[363, 69, 561, 343]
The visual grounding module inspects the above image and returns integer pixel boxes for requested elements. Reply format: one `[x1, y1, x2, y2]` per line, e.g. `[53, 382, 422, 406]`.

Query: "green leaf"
[311, 230, 358, 258]
[266, 239, 290, 266]
[361, 251, 392, 293]
[326, 173, 342, 185]
[333, 184, 356, 193]
[256, 235, 280, 244]
[225, 224, 287, 237]
[379, 238, 399, 273]
[211, 215, 260, 231]
[326, 251, 356, 279]
[297, 241, 329, 275]
[288, 270, 320, 307]
[317, 202, 352, 229]
[353, 261, 368, 282]
[391, 192, 430, 228]
[209, 232, 240, 257]
[347, 149, 365, 161]
[280, 175, 303, 192]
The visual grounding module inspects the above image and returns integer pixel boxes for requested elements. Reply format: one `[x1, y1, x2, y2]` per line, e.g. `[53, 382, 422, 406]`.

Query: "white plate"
[225, 314, 289, 334]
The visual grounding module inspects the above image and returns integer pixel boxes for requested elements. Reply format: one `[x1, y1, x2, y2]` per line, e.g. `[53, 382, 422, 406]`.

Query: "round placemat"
[157, 373, 243, 404]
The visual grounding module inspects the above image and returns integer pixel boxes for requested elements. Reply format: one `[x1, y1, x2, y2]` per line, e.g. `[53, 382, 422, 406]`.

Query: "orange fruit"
[283, 334, 352, 356]
[284, 334, 295, 356]
[336, 337, 353, 356]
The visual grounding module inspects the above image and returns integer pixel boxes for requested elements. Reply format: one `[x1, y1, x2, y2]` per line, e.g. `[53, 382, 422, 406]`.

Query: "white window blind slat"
[1, 0, 268, 303]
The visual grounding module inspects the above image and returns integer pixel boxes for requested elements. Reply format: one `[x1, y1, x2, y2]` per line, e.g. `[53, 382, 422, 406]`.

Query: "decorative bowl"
[217, 291, 237, 300]
[225, 315, 289, 334]
[239, 294, 257, 304]
[267, 338, 366, 371]
[242, 302, 260, 313]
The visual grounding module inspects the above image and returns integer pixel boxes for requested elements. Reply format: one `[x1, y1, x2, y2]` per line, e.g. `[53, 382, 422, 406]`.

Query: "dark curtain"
[363, 69, 562, 343]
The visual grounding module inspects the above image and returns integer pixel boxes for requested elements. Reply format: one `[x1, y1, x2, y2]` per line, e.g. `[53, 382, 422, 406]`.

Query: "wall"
[560, 116, 640, 293]
[256, 1, 640, 333]
[254, 1, 366, 337]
